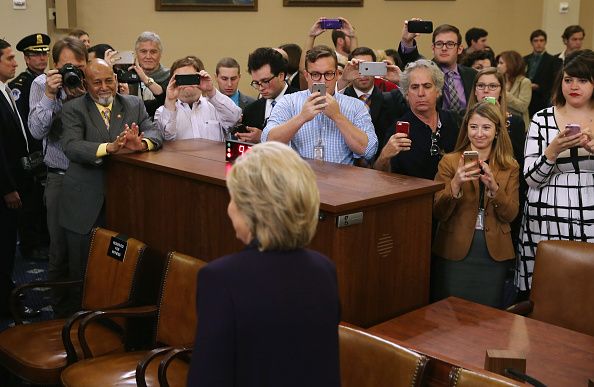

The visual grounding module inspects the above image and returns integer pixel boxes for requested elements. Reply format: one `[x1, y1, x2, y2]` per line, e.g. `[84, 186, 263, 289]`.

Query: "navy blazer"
[187, 242, 341, 387]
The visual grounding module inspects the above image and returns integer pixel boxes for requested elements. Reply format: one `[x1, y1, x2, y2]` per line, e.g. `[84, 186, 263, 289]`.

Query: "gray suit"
[58, 93, 162, 310]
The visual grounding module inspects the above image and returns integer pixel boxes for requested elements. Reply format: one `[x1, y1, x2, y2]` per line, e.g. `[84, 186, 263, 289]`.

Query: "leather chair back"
[81, 228, 153, 310]
[155, 251, 207, 347]
[449, 367, 521, 386]
[530, 240, 594, 336]
[339, 325, 428, 387]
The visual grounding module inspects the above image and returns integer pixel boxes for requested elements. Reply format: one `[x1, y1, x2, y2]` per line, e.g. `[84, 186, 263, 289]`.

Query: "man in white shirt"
[155, 56, 242, 141]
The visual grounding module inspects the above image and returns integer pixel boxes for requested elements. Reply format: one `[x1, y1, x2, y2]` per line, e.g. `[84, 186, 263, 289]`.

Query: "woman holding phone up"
[432, 101, 519, 308]
[517, 50, 594, 295]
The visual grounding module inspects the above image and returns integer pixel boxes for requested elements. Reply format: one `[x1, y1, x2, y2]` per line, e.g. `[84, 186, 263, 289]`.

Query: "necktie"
[271, 100, 277, 109]
[4, 85, 29, 152]
[101, 107, 111, 129]
[359, 93, 371, 109]
[444, 71, 462, 113]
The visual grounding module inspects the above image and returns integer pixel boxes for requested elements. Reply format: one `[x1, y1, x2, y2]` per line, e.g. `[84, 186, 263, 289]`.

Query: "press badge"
[475, 208, 485, 230]
[314, 144, 325, 160]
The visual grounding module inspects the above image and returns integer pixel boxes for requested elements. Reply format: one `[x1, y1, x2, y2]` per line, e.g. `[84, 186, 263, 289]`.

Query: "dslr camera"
[59, 63, 84, 88]
[115, 66, 140, 84]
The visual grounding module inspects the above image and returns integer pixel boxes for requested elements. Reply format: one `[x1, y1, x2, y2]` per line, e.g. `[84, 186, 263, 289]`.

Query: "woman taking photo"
[374, 59, 460, 180]
[467, 67, 526, 249]
[497, 50, 532, 128]
[188, 142, 340, 387]
[432, 101, 519, 308]
[517, 50, 594, 295]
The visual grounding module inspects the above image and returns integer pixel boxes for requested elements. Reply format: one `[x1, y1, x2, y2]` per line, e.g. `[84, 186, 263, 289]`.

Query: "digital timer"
[225, 140, 253, 162]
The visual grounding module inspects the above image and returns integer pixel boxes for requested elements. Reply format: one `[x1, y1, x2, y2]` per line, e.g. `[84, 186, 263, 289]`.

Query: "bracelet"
[145, 77, 155, 87]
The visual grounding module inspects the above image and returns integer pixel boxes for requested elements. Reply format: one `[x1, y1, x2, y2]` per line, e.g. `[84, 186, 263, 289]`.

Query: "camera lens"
[63, 72, 82, 88]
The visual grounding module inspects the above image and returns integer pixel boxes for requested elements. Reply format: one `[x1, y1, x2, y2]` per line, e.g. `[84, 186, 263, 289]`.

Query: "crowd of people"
[0, 17, 593, 385]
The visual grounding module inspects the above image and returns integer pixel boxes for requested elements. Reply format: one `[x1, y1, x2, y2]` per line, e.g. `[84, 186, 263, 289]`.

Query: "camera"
[115, 67, 140, 84]
[59, 63, 84, 88]
[19, 151, 44, 172]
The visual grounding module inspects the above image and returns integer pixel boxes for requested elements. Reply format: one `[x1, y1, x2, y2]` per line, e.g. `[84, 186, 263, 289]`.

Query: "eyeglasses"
[433, 41, 459, 50]
[475, 83, 501, 91]
[430, 130, 442, 157]
[307, 71, 336, 81]
[250, 75, 277, 89]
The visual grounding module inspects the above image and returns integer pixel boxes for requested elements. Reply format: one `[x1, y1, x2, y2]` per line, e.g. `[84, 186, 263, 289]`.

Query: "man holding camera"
[59, 59, 162, 312]
[154, 56, 241, 141]
[397, 21, 476, 114]
[29, 37, 87, 316]
[0, 38, 36, 318]
[262, 45, 377, 165]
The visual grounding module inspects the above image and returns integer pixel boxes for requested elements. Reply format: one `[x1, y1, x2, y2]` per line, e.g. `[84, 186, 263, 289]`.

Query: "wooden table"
[105, 139, 442, 327]
[369, 297, 594, 386]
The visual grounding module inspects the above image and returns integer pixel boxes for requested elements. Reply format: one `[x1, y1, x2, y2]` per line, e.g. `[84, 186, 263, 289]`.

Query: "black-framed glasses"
[430, 130, 442, 157]
[250, 75, 277, 89]
[475, 83, 501, 91]
[307, 71, 336, 81]
[433, 41, 459, 50]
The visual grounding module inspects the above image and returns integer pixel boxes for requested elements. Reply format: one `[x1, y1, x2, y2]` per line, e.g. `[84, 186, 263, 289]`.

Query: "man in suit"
[215, 57, 255, 110]
[241, 47, 298, 144]
[0, 39, 35, 317]
[59, 59, 162, 311]
[556, 25, 585, 61]
[397, 21, 477, 114]
[340, 47, 406, 159]
[524, 29, 561, 117]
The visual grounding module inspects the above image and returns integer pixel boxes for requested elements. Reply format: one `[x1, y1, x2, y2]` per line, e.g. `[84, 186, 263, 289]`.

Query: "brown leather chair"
[507, 240, 594, 336]
[60, 251, 206, 387]
[449, 366, 522, 386]
[0, 227, 164, 385]
[339, 324, 428, 387]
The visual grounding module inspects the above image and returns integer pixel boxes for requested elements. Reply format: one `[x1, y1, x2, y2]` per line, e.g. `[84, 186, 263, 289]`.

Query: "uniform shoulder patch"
[11, 88, 21, 101]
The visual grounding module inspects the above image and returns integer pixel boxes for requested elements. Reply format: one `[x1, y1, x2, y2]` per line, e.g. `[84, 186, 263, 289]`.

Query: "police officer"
[9, 33, 50, 152]
[8, 33, 51, 265]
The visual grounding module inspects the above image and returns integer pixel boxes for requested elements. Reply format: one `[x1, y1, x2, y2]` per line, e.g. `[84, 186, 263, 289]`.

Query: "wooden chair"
[60, 251, 206, 387]
[0, 227, 164, 385]
[507, 240, 594, 336]
[339, 324, 428, 387]
[449, 366, 522, 386]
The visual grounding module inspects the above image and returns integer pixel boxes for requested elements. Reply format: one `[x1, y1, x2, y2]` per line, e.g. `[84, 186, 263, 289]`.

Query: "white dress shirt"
[155, 89, 242, 141]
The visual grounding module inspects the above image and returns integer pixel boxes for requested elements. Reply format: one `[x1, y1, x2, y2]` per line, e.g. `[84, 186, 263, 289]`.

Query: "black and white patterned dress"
[517, 107, 594, 290]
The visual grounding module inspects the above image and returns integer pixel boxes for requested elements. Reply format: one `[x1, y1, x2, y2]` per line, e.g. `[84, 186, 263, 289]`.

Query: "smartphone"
[359, 62, 387, 77]
[565, 123, 581, 136]
[230, 124, 249, 135]
[463, 150, 480, 177]
[407, 20, 434, 34]
[395, 121, 410, 136]
[175, 74, 201, 86]
[112, 50, 135, 65]
[320, 18, 343, 29]
[311, 82, 326, 96]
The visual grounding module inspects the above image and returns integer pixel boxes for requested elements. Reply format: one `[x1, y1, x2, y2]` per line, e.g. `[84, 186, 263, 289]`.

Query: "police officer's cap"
[16, 33, 51, 53]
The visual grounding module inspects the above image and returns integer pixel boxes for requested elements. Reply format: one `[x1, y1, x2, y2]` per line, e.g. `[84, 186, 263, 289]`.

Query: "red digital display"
[225, 140, 253, 162]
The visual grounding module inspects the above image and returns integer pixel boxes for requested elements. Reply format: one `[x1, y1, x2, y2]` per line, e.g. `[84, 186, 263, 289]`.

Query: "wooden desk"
[369, 297, 594, 386]
[105, 139, 442, 327]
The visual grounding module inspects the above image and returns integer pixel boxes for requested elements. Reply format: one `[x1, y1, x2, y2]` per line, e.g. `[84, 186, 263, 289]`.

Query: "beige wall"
[68, 0, 544, 96]
[580, 0, 594, 50]
[0, 0, 48, 71]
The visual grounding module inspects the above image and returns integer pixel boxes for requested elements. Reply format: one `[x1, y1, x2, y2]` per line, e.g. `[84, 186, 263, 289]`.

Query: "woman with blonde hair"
[497, 50, 532, 128]
[188, 142, 340, 387]
[432, 101, 519, 307]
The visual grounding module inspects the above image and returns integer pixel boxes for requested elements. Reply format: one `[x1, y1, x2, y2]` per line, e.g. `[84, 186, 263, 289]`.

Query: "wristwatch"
[145, 77, 155, 87]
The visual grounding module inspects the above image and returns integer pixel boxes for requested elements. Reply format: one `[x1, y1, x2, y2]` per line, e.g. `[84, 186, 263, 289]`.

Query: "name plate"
[107, 235, 128, 261]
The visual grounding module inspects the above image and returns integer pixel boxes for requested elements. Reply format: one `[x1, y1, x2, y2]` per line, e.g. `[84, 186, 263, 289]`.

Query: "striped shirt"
[28, 74, 69, 170]
[262, 90, 377, 164]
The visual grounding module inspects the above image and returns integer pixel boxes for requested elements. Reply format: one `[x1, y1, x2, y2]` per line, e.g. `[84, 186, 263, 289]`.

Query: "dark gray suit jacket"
[59, 93, 162, 234]
[238, 91, 256, 110]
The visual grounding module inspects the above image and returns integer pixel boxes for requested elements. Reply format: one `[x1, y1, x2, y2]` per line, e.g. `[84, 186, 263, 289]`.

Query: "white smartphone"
[113, 50, 135, 65]
[310, 82, 326, 96]
[359, 62, 387, 76]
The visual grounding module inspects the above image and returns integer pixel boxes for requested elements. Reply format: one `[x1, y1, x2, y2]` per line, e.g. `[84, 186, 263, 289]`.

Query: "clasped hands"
[106, 123, 147, 154]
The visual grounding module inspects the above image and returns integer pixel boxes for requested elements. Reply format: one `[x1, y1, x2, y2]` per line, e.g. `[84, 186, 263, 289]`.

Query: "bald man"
[59, 59, 162, 311]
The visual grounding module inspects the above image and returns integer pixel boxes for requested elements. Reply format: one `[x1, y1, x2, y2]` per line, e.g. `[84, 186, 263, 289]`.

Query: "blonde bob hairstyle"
[226, 142, 320, 251]
[454, 101, 517, 170]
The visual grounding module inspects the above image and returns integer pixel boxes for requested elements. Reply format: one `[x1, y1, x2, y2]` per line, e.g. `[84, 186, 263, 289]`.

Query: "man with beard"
[155, 56, 241, 141]
[59, 59, 162, 311]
